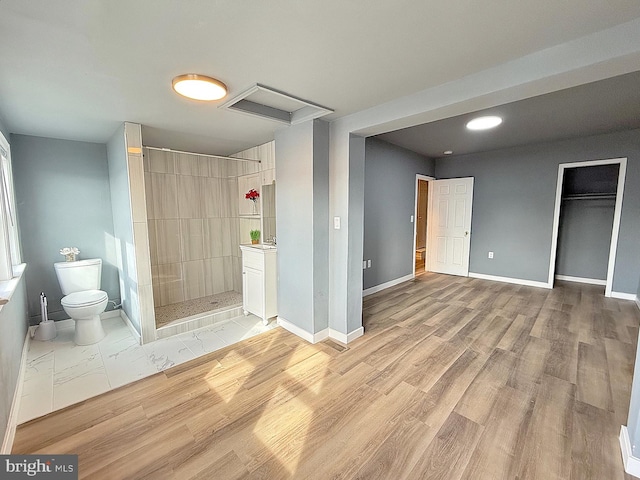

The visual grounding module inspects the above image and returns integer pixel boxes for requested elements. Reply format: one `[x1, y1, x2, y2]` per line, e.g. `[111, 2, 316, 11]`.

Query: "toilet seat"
[61, 289, 108, 308]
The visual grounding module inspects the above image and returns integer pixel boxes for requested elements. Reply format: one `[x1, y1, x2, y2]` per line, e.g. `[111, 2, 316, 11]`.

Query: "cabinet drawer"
[242, 250, 264, 270]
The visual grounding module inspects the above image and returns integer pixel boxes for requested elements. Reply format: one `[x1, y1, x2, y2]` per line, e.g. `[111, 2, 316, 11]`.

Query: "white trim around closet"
[547, 158, 627, 297]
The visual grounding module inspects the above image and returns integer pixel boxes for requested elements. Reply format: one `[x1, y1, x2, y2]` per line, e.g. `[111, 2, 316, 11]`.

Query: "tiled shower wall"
[144, 148, 260, 307]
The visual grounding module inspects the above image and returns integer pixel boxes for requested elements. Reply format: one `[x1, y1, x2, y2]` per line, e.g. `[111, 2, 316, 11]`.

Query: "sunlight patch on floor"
[254, 386, 314, 475]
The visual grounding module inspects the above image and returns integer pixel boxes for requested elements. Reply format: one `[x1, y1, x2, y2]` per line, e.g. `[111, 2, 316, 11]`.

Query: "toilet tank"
[54, 258, 102, 295]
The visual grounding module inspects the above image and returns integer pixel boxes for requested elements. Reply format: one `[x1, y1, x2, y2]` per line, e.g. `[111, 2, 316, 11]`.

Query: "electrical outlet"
[488, 251, 494, 259]
[334, 216, 341, 230]
[367, 259, 371, 268]
[363, 260, 366, 269]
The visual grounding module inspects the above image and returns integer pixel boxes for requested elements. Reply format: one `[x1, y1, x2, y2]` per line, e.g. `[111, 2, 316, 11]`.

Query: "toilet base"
[74, 315, 106, 345]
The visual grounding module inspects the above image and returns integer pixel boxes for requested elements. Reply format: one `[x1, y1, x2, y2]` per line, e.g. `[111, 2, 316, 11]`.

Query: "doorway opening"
[413, 175, 434, 276]
[548, 158, 627, 296]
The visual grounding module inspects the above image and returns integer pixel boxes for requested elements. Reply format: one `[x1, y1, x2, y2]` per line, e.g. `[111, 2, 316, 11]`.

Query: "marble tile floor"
[18, 313, 276, 424]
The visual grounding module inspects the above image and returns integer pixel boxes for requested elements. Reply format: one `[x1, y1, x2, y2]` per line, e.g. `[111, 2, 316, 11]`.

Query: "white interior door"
[429, 178, 474, 276]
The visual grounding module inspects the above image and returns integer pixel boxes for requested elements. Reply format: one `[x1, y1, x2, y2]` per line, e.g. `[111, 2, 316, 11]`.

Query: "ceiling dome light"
[172, 74, 227, 101]
[466, 116, 502, 130]
[443, 150, 453, 155]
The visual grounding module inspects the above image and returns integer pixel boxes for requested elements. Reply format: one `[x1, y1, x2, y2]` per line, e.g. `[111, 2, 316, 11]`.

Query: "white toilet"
[54, 258, 109, 345]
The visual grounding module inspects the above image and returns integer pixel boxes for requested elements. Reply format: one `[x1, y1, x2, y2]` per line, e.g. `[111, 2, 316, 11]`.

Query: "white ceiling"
[377, 71, 640, 158]
[1, 0, 640, 155]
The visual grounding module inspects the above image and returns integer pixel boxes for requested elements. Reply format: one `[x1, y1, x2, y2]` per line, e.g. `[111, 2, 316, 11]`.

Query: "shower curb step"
[156, 305, 244, 339]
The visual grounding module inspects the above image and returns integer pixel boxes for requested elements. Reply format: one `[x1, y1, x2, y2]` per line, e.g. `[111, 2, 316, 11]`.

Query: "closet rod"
[143, 145, 260, 163]
[562, 193, 617, 201]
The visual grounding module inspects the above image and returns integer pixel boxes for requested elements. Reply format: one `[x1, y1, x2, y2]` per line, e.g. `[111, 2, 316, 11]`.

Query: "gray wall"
[275, 121, 314, 334]
[11, 135, 120, 324]
[629, 273, 640, 449]
[107, 125, 140, 334]
[363, 138, 435, 290]
[435, 129, 640, 293]
[628, 342, 640, 458]
[556, 199, 615, 280]
[275, 120, 330, 335]
[0, 273, 28, 448]
[346, 135, 367, 334]
[312, 121, 330, 333]
[0, 127, 30, 449]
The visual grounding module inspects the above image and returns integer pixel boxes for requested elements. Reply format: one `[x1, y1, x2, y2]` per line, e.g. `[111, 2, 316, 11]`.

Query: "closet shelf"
[562, 193, 616, 201]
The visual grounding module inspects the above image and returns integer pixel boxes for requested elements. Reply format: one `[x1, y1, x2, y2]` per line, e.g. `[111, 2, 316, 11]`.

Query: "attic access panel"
[219, 84, 333, 125]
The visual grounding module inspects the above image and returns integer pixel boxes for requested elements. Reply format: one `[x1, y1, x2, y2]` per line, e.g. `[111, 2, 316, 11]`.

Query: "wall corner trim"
[330, 327, 364, 344]
[619, 426, 640, 477]
[1, 328, 31, 454]
[611, 292, 638, 301]
[635, 296, 640, 312]
[363, 274, 414, 297]
[468, 272, 551, 289]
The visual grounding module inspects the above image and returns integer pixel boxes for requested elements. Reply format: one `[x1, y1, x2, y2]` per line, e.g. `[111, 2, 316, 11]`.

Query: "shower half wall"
[143, 147, 262, 333]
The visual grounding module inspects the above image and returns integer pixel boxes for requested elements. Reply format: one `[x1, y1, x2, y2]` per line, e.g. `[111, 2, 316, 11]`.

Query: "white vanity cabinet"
[240, 245, 277, 325]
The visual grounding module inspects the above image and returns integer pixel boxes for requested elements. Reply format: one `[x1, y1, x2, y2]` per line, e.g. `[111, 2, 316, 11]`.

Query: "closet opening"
[548, 158, 627, 296]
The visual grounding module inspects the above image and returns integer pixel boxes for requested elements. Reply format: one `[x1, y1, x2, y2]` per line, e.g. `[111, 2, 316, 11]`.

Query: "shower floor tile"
[17, 312, 273, 424]
[154, 291, 243, 328]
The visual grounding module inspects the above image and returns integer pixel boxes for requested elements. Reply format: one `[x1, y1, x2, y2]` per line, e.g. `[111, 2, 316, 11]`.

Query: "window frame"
[0, 132, 21, 280]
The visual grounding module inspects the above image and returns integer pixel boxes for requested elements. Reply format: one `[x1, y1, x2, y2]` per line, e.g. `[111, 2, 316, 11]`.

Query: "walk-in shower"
[143, 146, 264, 334]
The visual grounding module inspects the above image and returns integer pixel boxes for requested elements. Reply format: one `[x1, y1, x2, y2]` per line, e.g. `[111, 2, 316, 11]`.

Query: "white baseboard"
[619, 426, 640, 477]
[119, 309, 142, 345]
[277, 317, 317, 344]
[313, 328, 330, 343]
[53, 310, 121, 331]
[363, 274, 414, 297]
[611, 292, 638, 301]
[1, 329, 31, 454]
[469, 272, 551, 289]
[102, 309, 121, 319]
[277, 317, 364, 345]
[54, 318, 74, 329]
[329, 326, 364, 344]
[555, 275, 606, 286]
[635, 296, 640, 312]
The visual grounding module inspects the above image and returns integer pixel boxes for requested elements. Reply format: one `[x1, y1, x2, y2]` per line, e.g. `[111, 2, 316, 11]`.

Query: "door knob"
[465, 231, 469, 236]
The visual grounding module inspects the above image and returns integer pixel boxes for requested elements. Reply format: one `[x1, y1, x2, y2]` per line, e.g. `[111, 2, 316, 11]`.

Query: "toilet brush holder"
[34, 291, 56, 341]
[34, 320, 57, 341]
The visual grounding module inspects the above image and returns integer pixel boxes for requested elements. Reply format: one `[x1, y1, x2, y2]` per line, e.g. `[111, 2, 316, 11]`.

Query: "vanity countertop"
[239, 244, 277, 251]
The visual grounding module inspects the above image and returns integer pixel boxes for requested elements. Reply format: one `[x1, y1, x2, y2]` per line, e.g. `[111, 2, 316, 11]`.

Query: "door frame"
[413, 174, 436, 277]
[547, 157, 627, 297]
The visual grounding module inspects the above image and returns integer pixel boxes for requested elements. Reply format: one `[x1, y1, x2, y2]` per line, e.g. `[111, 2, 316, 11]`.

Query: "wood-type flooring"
[13, 273, 640, 479]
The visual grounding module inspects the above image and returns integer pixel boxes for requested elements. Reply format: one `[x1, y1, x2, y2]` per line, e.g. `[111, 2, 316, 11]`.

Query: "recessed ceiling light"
[172, 74, 227, 101]
[466, 115, 502, 130]
[443, 150, 453, 155]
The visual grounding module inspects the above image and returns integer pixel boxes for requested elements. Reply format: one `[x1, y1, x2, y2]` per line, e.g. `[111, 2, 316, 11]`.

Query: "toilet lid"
[61, 289, 108, 307]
